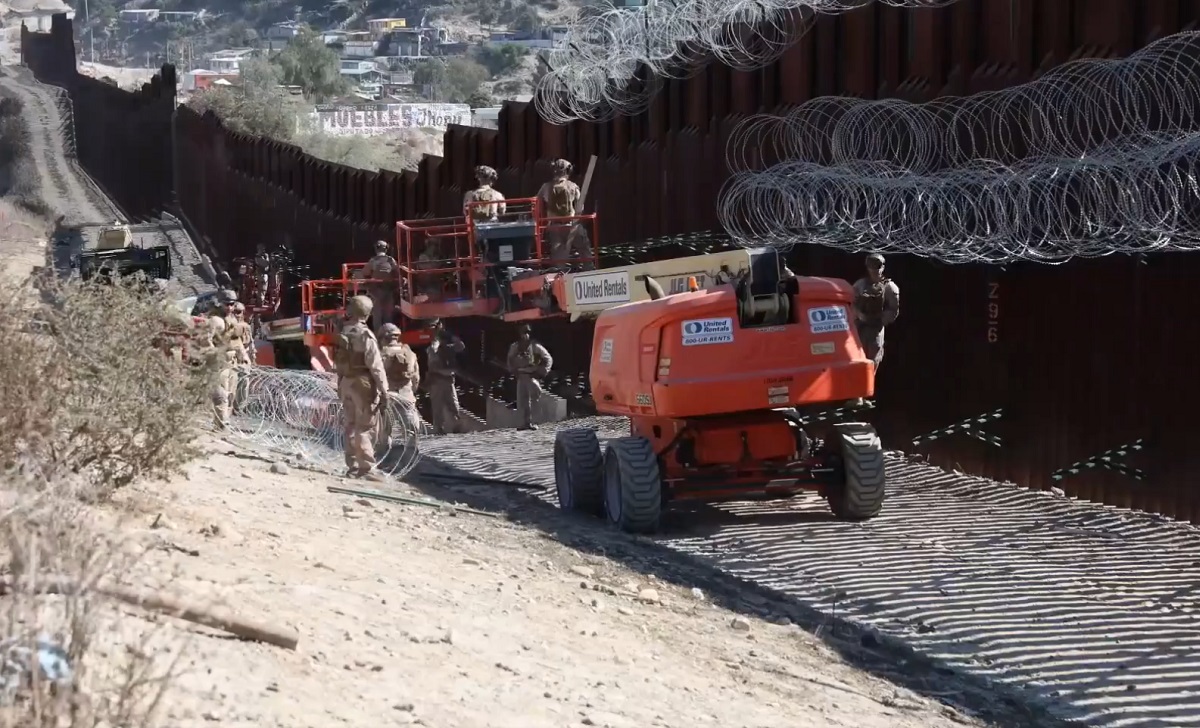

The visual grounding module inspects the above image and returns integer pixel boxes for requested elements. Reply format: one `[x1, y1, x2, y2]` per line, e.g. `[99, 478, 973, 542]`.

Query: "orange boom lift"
[550, 249, 886, 533]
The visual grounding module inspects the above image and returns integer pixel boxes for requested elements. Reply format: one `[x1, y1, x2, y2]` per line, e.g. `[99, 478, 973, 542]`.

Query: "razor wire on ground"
[222, 367, 420, 478]
[534, 0, 968, 124]
[715, 31, 1200, 264]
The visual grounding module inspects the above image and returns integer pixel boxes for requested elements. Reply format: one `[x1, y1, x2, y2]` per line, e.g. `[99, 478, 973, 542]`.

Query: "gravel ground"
[417, 418, 1200, 728]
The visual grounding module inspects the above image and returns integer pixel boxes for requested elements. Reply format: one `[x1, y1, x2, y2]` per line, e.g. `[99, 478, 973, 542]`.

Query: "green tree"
[506, 4, 542, 33]
[475, 44, 528, 77]
[442, 58, 489, 103]
[187, 57, 294, 140]
[412, 59, 446, 90]
[273, 26, 347, 102]
[467, 90, 496, 108]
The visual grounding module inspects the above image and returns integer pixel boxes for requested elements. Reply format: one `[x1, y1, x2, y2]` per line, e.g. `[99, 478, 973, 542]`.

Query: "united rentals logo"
[574, 273, 630, 305]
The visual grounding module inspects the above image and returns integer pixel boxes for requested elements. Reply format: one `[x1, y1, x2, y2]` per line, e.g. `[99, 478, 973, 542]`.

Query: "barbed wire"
[223, 368, 420, 478]
[534, 0, 966, 124]
[717, 31, 1200, 263]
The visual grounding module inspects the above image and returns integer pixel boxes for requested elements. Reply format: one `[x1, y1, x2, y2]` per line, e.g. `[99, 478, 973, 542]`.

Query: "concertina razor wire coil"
[717, 32, 1200, 263]
[221, 367, 421, 478]
[534, 0, 968, 125]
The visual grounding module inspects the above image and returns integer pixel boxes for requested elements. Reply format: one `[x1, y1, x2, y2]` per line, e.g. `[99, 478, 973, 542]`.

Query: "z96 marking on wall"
[987, 281, 999, 343]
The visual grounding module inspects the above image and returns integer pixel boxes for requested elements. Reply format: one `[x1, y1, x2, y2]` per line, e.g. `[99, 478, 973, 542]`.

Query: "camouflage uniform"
[852, 253, 900, 370]
[426, 322, 466, 435]
[463, 165, 507, 223]
[379, 324, 422, 437]
[362, 240, 399, 333]
[205, 315, 234, 430]
[254, 246, 271, 307]
[506, 325, 552, 431]
[536, 159, 593, 268]
[335, 296, 390, 478]
[224, 302, 254, 413]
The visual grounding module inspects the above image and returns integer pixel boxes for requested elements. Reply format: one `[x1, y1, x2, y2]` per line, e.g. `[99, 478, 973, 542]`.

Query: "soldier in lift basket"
[506, 323, 553, 431]
[536, 159, 593, 269]
[463, 165, 507, 223]
[361, 239, 399, 334]
[334, 296, 390, 481]
[379, 323, 422, 438]
[425, 319, 466, 435]
[852, 253, 900, 372]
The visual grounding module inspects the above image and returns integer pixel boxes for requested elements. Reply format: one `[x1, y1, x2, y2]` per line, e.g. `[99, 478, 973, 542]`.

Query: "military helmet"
[550, 159, 573, 177]
[475, 165, 498, 184]
[232, 302, 245, 314]
[346, 295, 374, 318]
[219, 288, 238, 304]
[379, 323, 401, 340]
[866, 253, 885, 270]
[374, 239, 388, 252]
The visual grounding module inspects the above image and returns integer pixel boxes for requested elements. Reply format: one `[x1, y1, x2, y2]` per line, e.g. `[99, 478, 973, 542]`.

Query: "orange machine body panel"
[589, 276, 873, 495]
[589, 277, 873, 420]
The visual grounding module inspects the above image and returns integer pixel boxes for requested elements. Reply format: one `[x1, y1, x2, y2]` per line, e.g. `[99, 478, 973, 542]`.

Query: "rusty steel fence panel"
[20, 5, 1200, 522]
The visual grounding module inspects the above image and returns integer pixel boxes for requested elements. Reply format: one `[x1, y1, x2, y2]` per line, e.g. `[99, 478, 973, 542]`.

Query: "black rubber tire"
[826, 423, 886, 520]
[554, 429, 604, 516]
[603, 437, 663, 533]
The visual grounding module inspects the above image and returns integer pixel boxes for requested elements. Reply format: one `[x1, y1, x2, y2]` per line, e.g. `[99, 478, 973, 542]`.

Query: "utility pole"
[83, 0, 94, 62]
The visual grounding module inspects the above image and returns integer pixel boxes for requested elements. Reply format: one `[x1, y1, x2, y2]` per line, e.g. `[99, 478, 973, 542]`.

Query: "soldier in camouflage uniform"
[852, 253, 900, 372]
[361, 239, 399, 333]
[335, 296, 390, 480]
[463, 165, 507, 223]
[425, 319, 466, 435]
[505, 323, 553, 431]
[379, 323, 422, 437]
[536, 159, 593, 269]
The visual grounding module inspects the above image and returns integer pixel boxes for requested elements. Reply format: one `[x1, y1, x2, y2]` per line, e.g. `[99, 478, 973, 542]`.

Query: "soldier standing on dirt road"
[852, 253, 900, 372]
[205, 315, 234, 430]
[463, 165, 507, 223]
[361, 239, 399, 334]
[425, 319, 466, 435]
[506, 324, 553, 431]
[335, 296, 389, 480]
[379, 323, 422, 437]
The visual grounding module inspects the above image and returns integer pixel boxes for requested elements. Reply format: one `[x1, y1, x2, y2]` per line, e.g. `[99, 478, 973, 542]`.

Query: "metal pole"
[83, 0, 94, 62]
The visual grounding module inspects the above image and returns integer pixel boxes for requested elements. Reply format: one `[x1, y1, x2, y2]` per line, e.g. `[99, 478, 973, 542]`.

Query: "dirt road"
[104, 441, 983, 728]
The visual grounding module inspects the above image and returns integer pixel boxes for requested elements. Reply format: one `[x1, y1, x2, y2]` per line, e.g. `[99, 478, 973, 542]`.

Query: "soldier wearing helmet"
[463, 165, 506, 223]
[378, 323, 422, 438]
[334, 295, 390, 480]
[852, 253, 900, 373]
[536, 159, 593, 270]
[205, 314, 235, 430]
[253, 244, 271, 306]
[424, 318, 466, 435]
[360, 239, 399, 333]
[506, 323, 553, 431]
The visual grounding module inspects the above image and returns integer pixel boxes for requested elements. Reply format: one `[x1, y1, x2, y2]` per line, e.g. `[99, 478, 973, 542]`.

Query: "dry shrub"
[0, 492, 185, 728]
[0, 272, 216, 726]
[0, 274, 215, 501]
[296, 128, 444, 172]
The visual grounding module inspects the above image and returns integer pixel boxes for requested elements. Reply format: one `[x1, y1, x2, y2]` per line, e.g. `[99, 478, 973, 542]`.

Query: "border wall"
[19, 1, 1200, 520]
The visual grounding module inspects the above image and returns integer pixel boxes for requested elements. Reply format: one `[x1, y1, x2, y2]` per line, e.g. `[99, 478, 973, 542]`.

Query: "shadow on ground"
[405, 455, 1073, 728]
